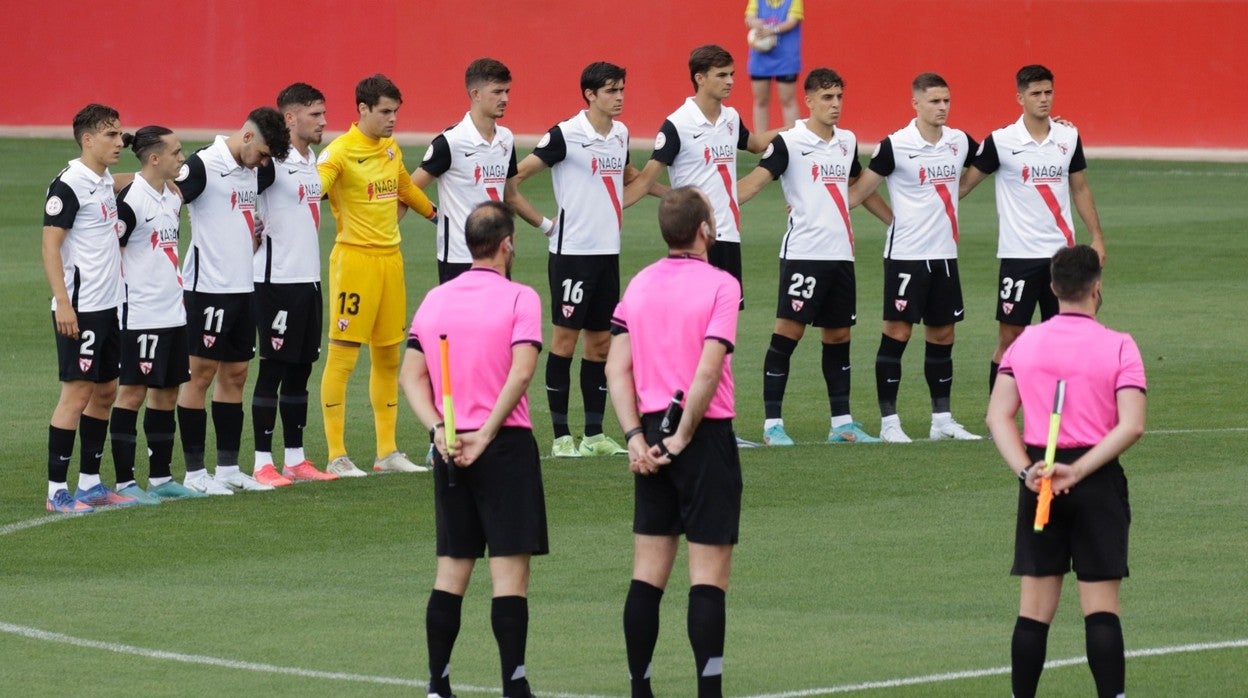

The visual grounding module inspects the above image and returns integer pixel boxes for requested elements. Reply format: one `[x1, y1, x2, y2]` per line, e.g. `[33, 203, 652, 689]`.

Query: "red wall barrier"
[5, 1, 1246, 148]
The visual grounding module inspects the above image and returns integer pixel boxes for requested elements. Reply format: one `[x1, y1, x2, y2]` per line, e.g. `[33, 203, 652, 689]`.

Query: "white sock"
[881, 414, 901, 428]
[215, 464, 240, 477]
[48, 482, 67, 499]
[932, 411, 952, 426]
[149, 476, 172, 487]
[830, 415, 852, 429]
[284, 447, 305, 466]
[77, 473, 101, 490]
[254, 451, 273, 469]
[116, 480, 136, 490]
[764, 418, 784, 430]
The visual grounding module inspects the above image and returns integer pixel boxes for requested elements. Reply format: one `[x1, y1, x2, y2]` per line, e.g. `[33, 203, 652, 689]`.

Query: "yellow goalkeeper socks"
[370, 342, 400, 458]
[321, 343, 359, 460]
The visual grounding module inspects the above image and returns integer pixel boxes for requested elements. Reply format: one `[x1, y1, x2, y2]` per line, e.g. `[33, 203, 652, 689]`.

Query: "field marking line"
[2, 620, 1245, 696]
[739, 638, 1248, 697]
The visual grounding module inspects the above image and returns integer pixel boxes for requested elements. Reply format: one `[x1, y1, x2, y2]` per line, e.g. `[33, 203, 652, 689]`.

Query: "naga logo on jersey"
[919, 164, 958, 185]
[791, 299, 804, 312]
[474, 163, 483, 185]
[367, 178, 398, 201]
[476, 163, 509, 186]
[230, 189, 257, 211]
[562, 304, 574, 318]
[1002, 301, 1015, 315]
[894, 299, 908, 312]
[592, 155, 624, 176]
[202, 335, 216, 348]
[813, 163, 850, 183]
[591, 157, 598, 175]
[271, 337, 284, 351]
[78, 357, 93, 373]
[704, 144, 734, 165]
[1023, 164, 1064, 184]
[1022, 164, 1030, 183]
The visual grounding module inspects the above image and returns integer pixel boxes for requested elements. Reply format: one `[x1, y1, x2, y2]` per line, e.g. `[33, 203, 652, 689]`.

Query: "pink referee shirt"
[408, 268, 543, 430]
[612, 256, 740, 418]
[1000, 313, 1146, 448]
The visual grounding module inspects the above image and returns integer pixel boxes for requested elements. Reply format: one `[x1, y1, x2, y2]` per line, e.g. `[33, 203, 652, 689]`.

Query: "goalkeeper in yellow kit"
[318, 74, 436, 476]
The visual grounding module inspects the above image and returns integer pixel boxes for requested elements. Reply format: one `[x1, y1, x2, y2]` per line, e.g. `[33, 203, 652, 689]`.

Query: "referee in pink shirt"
[400, 201, 545, 698]
[607, 186, 742, 698]
[986, 244, 1146, 698]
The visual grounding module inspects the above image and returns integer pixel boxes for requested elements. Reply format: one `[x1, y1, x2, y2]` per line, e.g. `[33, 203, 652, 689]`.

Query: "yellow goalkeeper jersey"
[318, 123, 434, 248]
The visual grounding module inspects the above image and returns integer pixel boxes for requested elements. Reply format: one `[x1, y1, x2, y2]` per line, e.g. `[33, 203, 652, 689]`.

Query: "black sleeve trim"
[43, 178, 80, 228]
[736, 117, 751, 150]
[610, 319, 628, 335]
[963, 135, 980, 168]
[708, 336, 735, 353]
[651, 120, 682, 166]
[507, 146, 519, 178]
[972, 134, 1000, 174]
[512, 339, 543, 353]
[532, 126, 567, 167]
[868, 138, 896, 177]
[758, 136, 789, 179]
[419, 135, 453, 177]
[1069, 136, 1088, 173]
[256, 160, 276, 195]
[116, 184, 137, 247]
[407, 337, 423, 352]
[175, 154, 208, 204]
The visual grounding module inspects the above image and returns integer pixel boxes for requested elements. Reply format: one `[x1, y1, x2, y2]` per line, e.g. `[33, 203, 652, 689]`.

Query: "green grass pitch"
[1, 137, 1245, 695]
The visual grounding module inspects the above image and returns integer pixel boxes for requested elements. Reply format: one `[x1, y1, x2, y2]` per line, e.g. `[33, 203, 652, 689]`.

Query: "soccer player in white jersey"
[250, 83, 339, 486]
[624, 44, 776, 304]
[174, 108, 290, 494]
[959, 65, 1106, 394]
[41, 104, 138, 512]
[413, 58, 519, 284]
[506, 61, 654, 458]
[848, 72, 982, 443]
[737, 68, 892, 446]
[110, 126, 205, 503]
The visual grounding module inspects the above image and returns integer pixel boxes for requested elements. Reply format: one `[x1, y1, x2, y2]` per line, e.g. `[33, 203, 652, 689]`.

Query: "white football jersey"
[758, 120, 862, 261]
[532, 111, 631, 255]
[177, 136, 259, 293]
[117, 173, 184, 329]
[42, 158, 124, 312]
[972, 117, 1087, 258]
[868, 119, 977, 260]
[651, 98, 751, 243]
[419, 113, 518, 264]
[255, 145, 322, 283]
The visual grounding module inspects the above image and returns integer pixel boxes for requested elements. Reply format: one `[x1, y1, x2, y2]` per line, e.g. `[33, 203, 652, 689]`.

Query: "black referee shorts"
[432, 427, 549, 559]
[633, 415, 742, 545]
[1012, 446, 1131, 582]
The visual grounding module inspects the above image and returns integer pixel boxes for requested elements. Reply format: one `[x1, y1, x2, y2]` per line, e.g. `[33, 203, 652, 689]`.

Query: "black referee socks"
[624, 579, 664, 698]
[688, 584, 726, 698]
[491, 595, 530, 697]
[1085, 611, 1125, 698]
[425, 589, 462, 698]
[1011, 615, 1050, 698]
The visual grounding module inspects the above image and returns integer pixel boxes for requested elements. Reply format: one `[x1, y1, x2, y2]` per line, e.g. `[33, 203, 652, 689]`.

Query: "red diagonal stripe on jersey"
[715, 163, 741, 230]
[601, 176, 622, 229]
[486, 187, 501, 202]
[308, 202, 320, 229]
[933, 182, 959, 243]
[242, 210, 256, 236]
[823, 182, 855, 253]
[1035, 183, 1076, 246]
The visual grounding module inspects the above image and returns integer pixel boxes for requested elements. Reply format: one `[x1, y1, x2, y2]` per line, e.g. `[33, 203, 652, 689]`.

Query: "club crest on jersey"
[337, 318, 349, 331]
[139, 361, 153, 375]
[839, 142, 848, 156]
[791, 299, 804, 312]
[562, 304, 575, 318]
[78, 357, 92, 373]
[202, 334, 216, 348]
[1057, 142, 1068, 155]
[949, 143, 959, 156]
[894, 299, 908, 312]
[386, 148, 395, 160]
[726, 121, 734, 136]
[271, 337, 284, 351]
[1002, 301, 1015, 315]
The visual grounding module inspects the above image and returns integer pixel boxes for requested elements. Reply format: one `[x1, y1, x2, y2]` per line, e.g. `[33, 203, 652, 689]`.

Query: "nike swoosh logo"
[886, 378, 901, 383]
[908, 154, 921, 159]
[220, 171, 232, 177]
[1012, 149, 1025, 155]
[357, 157, 370, 164]
[598, 386, 610, 392]
[801, 150, 816, 156]
[386, 402, 398, 407]
[841, 366, 851, 372]
[939, 377, 953, 383]
[287, 168, 299, 174]
[580, 142, 596, 148]
[58, 455, 71, 461]
[764, 371, 787, 377]
[89, 187, 98, 194]
[145, 215, 157, 222]
[850, 314, 857, 320]
[325, 403, 342, 408]
[691, 132, 707, 140]
[460, 151, 478, 158]
[953, 309, 965, 317]
[263, 429, 274, 435]
[94, 452, 103, 459]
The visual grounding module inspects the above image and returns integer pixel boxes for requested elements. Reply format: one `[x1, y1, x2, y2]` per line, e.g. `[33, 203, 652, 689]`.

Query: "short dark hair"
[689, 44, 734, 91]
[804, 68, 845, 93]
[465, 201, 515, 260]
[1050, 244, 1102, 301]
[247, 106, 291, 161]
[912, 72, 949, 93]
[129, 125, 174, 163]
[580, 61, 626, 103]
[658, 186, 711, 248]
[1016, 64, 1054, 91]
[356, 74, 402, 109]
[277, 82, 325, 111]
[466, 58, 512, 90]
[72, 104, 120, 145]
